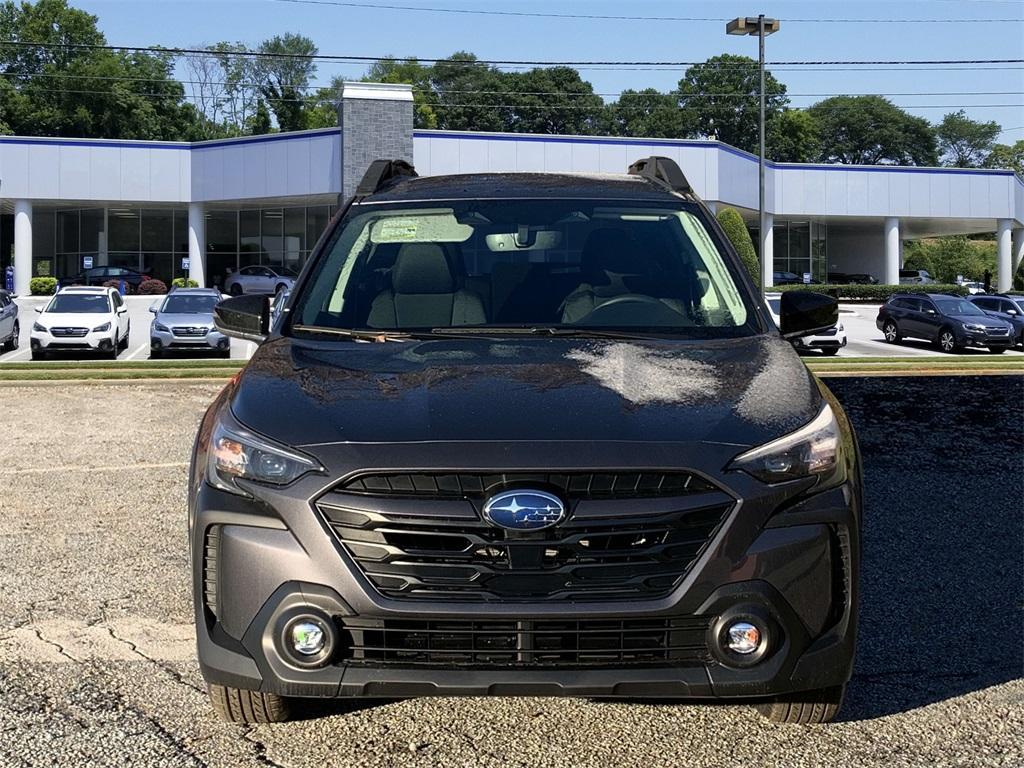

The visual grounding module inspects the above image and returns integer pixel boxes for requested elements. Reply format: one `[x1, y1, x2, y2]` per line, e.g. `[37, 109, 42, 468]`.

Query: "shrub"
[773, 283, 969, 301]
[101, 279, 134, 295]
[716, 206, 760, 284]
[137, 278, 168, 295]
[171, 277, 199, 289]
[29, 277, 57, 295]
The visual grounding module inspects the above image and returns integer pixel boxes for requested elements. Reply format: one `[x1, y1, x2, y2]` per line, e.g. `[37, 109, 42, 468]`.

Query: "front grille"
[985, 327, 1009, 336]
[318, 472, 731, 602]
[340, 617, 711, 667]
[50, 327, 88, 337]
[172, 326, 209, 338]
[339, 471, 717, 500]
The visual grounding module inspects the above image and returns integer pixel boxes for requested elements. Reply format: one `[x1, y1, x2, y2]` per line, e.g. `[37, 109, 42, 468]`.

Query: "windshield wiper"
[291, 325, 493, 342]
[430, 326, 674, 340]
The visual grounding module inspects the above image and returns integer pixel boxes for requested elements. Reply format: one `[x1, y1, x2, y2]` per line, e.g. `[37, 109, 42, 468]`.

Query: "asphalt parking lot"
[2, 296, 1023, 363]
[0, 376, 1020, 767]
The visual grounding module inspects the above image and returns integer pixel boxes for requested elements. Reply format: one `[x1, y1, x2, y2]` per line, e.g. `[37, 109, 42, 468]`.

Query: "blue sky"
[76, 0, 1024, 140]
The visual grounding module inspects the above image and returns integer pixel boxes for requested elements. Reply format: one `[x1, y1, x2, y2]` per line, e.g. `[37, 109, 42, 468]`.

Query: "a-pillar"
[13, 200, 32, 296]
[996, 218, 1012, 292]
[1012, 227, 1024, 279]
[187, 203, 206, 288]
[884, 217, 900, 285]
[760, 213, 774, 288]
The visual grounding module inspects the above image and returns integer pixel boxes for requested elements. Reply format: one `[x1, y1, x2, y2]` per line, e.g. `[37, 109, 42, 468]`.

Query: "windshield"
[160, 294, 219, 314]
[291, 200, 756, 338]
[935, 298, 984, 316]
[46, 294, 111, 313]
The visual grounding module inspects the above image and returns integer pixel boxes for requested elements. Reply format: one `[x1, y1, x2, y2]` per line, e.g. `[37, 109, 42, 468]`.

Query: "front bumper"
[151, 326, 228, 351]
[191, 445, 860, 701]
[960, 330, 1012, 349]
[31, 328, 116, 350]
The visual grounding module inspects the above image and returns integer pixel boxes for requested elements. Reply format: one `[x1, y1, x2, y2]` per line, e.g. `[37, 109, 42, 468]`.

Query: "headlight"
[32, 322, 47, 333]
[93, 322, 111, 332]
[207, 408, 321, 496]
[728, 403, 840, 484]
[154, 322, 170, 333]
[963, 323, 986, 331]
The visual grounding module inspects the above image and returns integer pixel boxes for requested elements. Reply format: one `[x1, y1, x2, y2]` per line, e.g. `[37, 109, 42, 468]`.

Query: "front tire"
[2, 322, 18, 352]
[821, 347, 840, 356]
[208, 684, 292, 724]
[229, 284, 243, 296]
[275, 283, 288, 295]
[937, 328, 961, 354]
[31, 348, 46, 361]
[755, 684, 846, 724]
[988, 346, 1007, 354]
[882, 321, 901, 344]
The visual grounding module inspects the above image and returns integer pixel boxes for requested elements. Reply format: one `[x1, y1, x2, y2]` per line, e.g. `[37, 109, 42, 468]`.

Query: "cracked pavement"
[0, 379, 1022, 767]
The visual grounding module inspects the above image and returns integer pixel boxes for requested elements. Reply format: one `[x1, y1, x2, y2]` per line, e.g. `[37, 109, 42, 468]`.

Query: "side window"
[239, 267, 255, 276]
[1001, 300, 1017, 314]
[918, 299, 936, 314]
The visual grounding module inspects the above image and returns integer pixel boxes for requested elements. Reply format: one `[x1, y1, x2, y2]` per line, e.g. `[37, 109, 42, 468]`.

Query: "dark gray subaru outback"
[193, 157, 861, 725]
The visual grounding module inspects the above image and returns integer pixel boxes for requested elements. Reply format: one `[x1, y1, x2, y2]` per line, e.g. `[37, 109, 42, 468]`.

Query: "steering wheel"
[576, 293, 684, 325]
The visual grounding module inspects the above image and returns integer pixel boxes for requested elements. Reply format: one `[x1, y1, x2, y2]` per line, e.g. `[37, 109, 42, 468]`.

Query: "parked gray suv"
[149, 288, 230, 358]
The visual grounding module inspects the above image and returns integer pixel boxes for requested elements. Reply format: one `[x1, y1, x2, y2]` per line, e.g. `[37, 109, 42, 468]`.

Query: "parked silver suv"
[150, 288, 230, 358]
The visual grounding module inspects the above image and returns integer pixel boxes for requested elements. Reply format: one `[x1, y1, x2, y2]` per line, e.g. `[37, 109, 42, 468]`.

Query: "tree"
[984, 140, 1024, 176]
[255, 33, 317, 132]
[809, 96, 938, 166]
[503, 67, 605, 135]
[248, 99, 272, 135]
[903, 237, 996, 283]
[608, 89, 684, 138]
[716, 207, 759, 283]
[768, 109, 820, 163]
[677, 54, 787, 153]
[364, 58, 438, 128]
[935, 110, 1000, 167]
[430, 52, 509, 132]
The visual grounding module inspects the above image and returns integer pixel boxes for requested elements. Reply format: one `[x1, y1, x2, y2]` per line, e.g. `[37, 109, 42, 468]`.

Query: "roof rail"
[627, 156, 693, 195]
[355, 159, 418, 197]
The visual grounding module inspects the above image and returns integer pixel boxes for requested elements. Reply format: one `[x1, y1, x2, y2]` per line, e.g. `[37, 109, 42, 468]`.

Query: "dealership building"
[1, 81, 1022, 296]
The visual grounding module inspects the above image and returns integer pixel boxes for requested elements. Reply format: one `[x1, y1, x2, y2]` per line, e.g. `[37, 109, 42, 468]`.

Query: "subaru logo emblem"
[483, 490, 566, 531]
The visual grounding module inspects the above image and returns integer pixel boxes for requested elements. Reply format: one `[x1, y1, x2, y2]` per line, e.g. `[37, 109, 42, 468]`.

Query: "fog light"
[290, 621, 326, 656]
[726, 621, 762, 655]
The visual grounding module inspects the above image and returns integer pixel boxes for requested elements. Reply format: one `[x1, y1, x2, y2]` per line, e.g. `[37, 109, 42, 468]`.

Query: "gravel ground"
[0, 378, 1021, 768]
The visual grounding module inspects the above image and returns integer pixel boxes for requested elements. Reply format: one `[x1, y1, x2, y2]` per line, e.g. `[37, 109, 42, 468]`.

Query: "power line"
[269, 0, 1024, 24]
[1, 40, 1021, 68]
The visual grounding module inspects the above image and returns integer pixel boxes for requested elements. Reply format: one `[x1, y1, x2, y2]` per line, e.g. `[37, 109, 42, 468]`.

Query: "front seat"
[561, 229, 653, 323]
[367, 243, 486, 328]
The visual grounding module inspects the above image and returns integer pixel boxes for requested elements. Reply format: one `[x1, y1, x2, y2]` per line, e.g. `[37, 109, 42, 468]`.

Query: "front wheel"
[988, 346, 1007, 354]
[937, 328, 961, 354]
[755, 684, 846, 724]
[2, 322, 18, 352]
[275, 283, 288, 295]
[821, 347, 840, 356]
[208, 684, 292, 724]
[882, 321, 901, 344]
[229, 284, 243, 296]
[30, 348, 46, 361]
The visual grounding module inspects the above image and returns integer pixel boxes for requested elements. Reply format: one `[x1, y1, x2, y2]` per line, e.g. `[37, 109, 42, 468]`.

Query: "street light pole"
[727, 15, 780, 294]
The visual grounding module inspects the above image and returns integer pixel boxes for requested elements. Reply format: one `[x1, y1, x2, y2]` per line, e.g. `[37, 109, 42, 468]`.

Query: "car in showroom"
[876, 293, 1014, 353]
[765, 292, 847, 355]
[827, 272, 878, 285]
[772, 270, 821, 286]
[969, 293, 1024, 348]
[30, 285, 129, 360]
[0, 289, 19, 353]
[59, 265, 150, 291]
[192, 157, 862, 726]
[224, 265, 297, 296]
[149, 288, 231, 358]
[898, 269, 936, 285]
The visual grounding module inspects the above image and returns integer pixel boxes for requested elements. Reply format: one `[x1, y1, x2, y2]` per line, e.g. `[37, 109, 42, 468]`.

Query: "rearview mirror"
[779, 291, 838, 339]
[214, 294, 270, 343]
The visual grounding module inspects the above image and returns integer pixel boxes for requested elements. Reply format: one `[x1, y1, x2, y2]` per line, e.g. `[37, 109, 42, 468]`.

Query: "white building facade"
[1, 82, 1022, 295]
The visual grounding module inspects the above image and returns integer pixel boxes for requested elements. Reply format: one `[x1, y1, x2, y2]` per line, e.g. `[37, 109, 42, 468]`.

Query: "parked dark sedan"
[969, 294, 1024, 347]
[876, 293, 1014, 353]
[60, 266, 149, 290]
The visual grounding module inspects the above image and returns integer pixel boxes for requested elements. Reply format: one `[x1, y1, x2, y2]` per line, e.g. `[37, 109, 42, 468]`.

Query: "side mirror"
[1007, 309, 1019, 316]
[149, 305, 158, 314]
[926, 309, 936, 315]
[214, 294, 270, 343]
[116, 306, 127, 314]
[779, 291, 838, 339]
[34, 306, 43, 313]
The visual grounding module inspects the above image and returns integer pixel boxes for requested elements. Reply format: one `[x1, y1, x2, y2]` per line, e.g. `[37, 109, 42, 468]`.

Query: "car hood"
[38, 312, 112, 328]
[230, 334, 822, 450]
[953, 314, 1010, 328]
[154, 312, 214, 327]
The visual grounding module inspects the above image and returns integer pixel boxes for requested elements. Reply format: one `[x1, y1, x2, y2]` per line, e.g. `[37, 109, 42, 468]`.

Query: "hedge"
[29, 277, 58, 295]
[773, 283, 969, 301]
[171, 277, 199, 288]
[716, 207, 760, 283]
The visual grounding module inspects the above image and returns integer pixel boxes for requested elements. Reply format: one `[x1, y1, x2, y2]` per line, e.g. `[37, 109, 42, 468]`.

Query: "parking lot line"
[126, 342, 150, 361]
[0, 461, 188, 476]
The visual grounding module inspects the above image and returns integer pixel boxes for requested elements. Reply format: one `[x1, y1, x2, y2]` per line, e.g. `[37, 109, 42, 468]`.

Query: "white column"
[760, 212, 774, 288]
[996, 218, 1012, 292]
[187, 203, 206, 288]
[884, 217, 900, 286]
[1010, 227, 1024, 283]
[705, 201, 718, 215]
[13, 200, 33, 296]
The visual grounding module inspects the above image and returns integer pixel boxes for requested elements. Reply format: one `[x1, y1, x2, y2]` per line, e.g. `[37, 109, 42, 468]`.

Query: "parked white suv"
[30, 286, 130, 360]
[765, 292, 847, 355]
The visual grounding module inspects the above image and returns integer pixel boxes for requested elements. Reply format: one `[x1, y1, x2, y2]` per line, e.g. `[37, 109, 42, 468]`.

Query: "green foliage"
[256, 33, 317, 132]
[504, 67, 606, 135]
[607, 88, 683, 138]
[936, 110, 1000, 168]
[809, 96, 938, 166]
[677, 55, 788, 154]
[716, 207, 759, 283]
[137, 278, 167, 295]
[364, 59, 438, 128]
[29, 277, 57, 295]
[903, 237, 996, 283]
[774, 283, 969, 300]
[430, 52, 511, 133]
[171, 277, 199, 288]
[984, 140, 1024, 176]
[247, 100, 273, 135]
[768, 109, 821, 163]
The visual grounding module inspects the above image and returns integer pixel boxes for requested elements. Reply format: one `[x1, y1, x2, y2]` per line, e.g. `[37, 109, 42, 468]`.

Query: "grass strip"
[0, 368, 239, 381]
